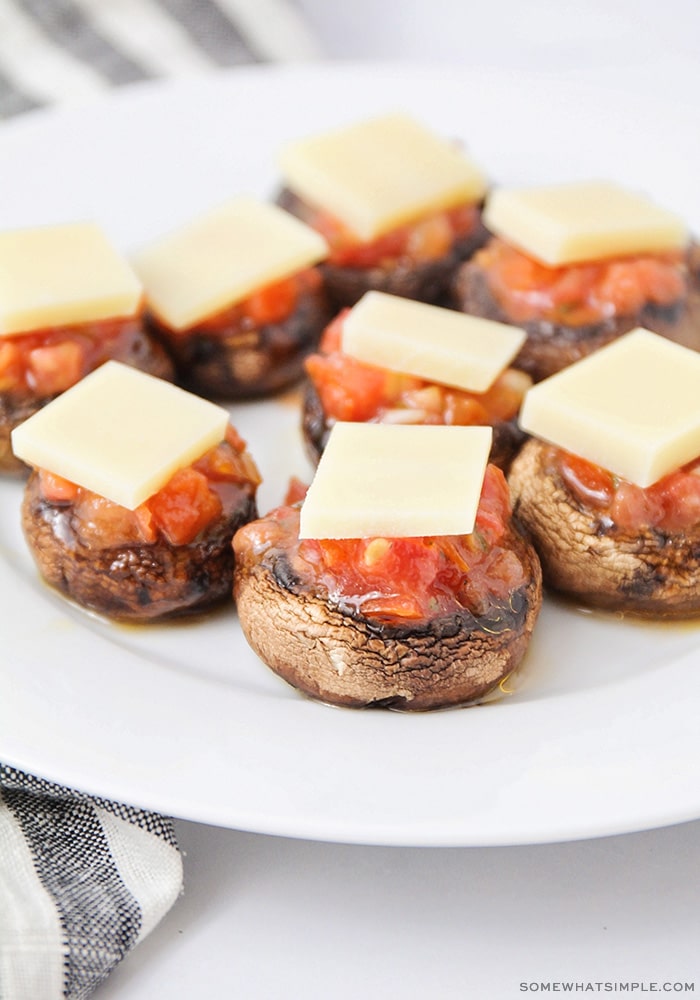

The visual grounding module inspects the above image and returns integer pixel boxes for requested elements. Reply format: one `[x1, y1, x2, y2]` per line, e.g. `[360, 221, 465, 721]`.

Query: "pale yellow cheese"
[298, 422, 493, 539]
[278, 113, 487, 242]
[519, 328, 700, 487]
[484, 181, 687, 266]
[131, 197, 328, 331]
[11, 361, 230, 509]
[0, 223, 142, 337]
[342, 291, 525, 393]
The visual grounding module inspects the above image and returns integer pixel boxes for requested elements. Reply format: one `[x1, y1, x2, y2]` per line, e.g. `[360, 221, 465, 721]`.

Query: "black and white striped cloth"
[0, 0, 322, 118]
[0, 766, 183, 999]
[0, 4, 321, 998]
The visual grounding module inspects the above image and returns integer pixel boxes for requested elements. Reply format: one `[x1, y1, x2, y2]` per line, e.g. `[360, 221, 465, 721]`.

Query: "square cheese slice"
[11, 361, 229, 509]
[0, 222, 142, 337]
[519, 328, 700, 487]
[484, 181, 687, 266]
[278, 113, 487, 242]
[132, 197, 328, 331]
[342, 291, 525, 393]
[299, 422, 493, 539]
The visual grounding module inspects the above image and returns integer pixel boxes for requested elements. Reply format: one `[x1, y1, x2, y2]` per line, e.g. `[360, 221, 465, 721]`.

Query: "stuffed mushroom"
[508, 327, 700, 617]
[302, 305, 531, 472]
[133, 197, 331, 400]
[12, 362, 260, 623]
[509, 438, 700, 618]
[234, 438, 542, 711]
[277, 113, 489, 309]
[0, 222, 173, 475]
[452, 181, 700, 381]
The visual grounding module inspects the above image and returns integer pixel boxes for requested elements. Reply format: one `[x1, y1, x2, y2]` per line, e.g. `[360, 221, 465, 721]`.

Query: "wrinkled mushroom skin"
[509, 438, 700, 618]
[1, 326, 174, 476]
[301, 379, 527, 473]
[146, 284, 332, 400]
[277, 188, 489, 309]
[21, 473, 258, 623]
[452, 242, 700, 382]
[233, 525, 542, 711]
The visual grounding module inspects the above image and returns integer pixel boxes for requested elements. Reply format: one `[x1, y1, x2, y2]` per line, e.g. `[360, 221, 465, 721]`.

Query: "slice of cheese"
[298, 422, 493, 539]
[519, 328, 700, 487]
[484, 181, 687, 266]
[0, 222, 142, 337]
[11, 361, 229, 509]
[132, 197, 328, 331]
[278, 113, 487, 242]
[342, 291, 525, 393]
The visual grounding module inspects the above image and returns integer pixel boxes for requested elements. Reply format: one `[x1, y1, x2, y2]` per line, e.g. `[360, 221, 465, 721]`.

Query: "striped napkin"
[0, 0, 322, 117]
[0, 4, 322, 998]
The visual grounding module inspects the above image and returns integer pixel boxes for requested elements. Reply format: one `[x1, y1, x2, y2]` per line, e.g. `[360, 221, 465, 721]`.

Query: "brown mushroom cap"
[277, 188, 489, 309]
[21, 472, 258, 622]
[233, 522, 542, 711]
[508, 438, 700, 618]
[147, 280, 332, 400]
[452, 242, 700, 382]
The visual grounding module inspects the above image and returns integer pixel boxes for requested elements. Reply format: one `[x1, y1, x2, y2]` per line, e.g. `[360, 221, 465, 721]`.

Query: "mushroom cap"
[508, 438, 700, 618]
[233, 521, 542, 711]
[146, 280, 332, 400]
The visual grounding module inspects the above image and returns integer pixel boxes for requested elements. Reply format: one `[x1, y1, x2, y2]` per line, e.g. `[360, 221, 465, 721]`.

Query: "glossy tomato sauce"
[552, 446, 700, 533]
[305, 312, 531, 426]
[298, 203, 480, 269]
[37, 426, 260, 549]
[235, 465, 528, 622]
[0, 317, 146, 397]
[169, 269, 322, 336]
[476, 239, 687, 326]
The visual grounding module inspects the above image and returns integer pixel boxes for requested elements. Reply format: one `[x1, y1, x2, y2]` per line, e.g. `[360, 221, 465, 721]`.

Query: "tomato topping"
[38, 470, 79, 502]
[194, 269, 321, 335]
[236, 465, 523, 622]
[36, 431, 259, 548]
[554, 447, 700, 532]
[477, 238, 686, 326]
[284, 476, 309, 506]
[309, 203, 479, 269]
[305, 313, 530, 426]
[0, 317, 144, 396]
[145, 467, 222, 546]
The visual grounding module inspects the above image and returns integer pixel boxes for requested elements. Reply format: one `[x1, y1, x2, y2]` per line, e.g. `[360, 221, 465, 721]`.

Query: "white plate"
[1, 64, 699, 847]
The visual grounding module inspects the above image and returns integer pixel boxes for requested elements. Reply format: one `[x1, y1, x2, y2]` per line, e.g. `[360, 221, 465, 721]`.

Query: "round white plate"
[1, 64, 699, 847]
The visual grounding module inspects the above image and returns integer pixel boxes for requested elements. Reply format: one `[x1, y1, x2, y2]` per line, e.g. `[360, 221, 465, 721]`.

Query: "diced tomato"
[146, 467, 223, 546]
[558, 452, 616, 508]
[556, 449, 700, 532]
[307, 313, 528, 427]
[291, 462, 516, 621]
[0, 340, 23, 392]
[310, 202, 478, 269]
[242, 276, 299, 326]
[609, 481, 664, 532]
[473, 465, 511, 543]
[27, 341, 84, 396]
[283, 476, 308, 506]
[478, 238, 686, 326]
[38, 469, 79, 502]
[0, 318, 140, 395]
[305, 352, 389, 422]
